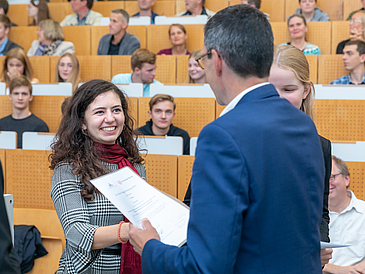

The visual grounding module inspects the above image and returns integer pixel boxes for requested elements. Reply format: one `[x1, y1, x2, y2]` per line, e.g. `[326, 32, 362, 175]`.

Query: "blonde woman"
[55, 53, 80, 93]
[185, 50, 207, 84]
[27, 19, 75, 56]
[268, 44, 332, 268]
[2, 48, 39, 85]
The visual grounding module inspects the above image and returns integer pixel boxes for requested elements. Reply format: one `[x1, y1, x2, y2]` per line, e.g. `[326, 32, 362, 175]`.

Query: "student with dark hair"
[129, 5, 325, 273]
[0, 14, 21, 56]
[331, 40, 365, 85]
[0, 76, 48, 148]
[60, 0, 102, 26]
[0, 0, 16, 26]
[241, 0, 270, 21]
[137, 94, 190, 155]
[97, 9, 140, 56]
[50, 79, 146, 273]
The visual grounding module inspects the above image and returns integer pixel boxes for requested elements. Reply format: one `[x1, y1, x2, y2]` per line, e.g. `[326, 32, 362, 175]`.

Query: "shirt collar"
[77, 10, 90, 23]
[342, 190, 365, 214]
[219, 82, 270, 117]
[348, 73, 365, 85]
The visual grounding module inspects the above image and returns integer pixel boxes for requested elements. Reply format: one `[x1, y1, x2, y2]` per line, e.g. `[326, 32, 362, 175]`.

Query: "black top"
[336, 39, 350, 54]
[137, 120, 190, 155]
[0, 114, 49, 148]
[0, 161, 21, 273]
[182, 6, 209, 16]
[108, 36, 123, 55]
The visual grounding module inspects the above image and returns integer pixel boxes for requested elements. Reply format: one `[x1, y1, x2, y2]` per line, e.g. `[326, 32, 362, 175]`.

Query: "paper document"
[90, 167, 189, 247]
[321, 242, 350, 249]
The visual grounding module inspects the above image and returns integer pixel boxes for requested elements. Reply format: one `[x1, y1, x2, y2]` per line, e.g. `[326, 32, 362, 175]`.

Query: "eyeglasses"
[349, 19, 362, 23]
[195, 50, 212, 70]
[329, 173, 342, 182]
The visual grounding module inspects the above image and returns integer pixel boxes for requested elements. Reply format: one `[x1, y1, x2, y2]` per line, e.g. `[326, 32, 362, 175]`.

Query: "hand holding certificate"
[90, 167, 189, 247]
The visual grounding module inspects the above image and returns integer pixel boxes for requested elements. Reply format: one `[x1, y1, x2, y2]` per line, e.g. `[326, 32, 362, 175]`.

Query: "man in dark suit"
[0, 161, 21, 273]
[0, 14, 21, 56]
[129, 5, 324, 274]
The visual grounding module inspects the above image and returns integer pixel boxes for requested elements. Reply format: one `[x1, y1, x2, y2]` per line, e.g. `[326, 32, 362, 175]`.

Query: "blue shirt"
[111, 73, 161, 96]
[0, 37, 8, 56]
[77, 10, 90, 26]
[132, 11, 159, 24]
[329, 74, 365, 85]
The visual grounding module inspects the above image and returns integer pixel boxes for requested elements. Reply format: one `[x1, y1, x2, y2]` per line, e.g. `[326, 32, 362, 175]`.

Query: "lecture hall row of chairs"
[1, 90, 365, 142]
[7, 20, 355, 58]
[7, 0, 364, 25]
[0, 53, 354, 86]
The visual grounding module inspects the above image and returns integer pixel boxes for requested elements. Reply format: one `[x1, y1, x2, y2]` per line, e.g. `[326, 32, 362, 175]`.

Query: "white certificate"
[90, 167, 189, 247]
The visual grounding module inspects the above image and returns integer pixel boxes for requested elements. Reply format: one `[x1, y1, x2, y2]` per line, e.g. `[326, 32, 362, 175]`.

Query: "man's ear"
[360, 53, 365, 64]
[29, 95, 33, 102]
[212, 49, 223, 77]
[148, 110, 152, 119]
[134, 67, 141, 75]
[5, 27, 9, 36]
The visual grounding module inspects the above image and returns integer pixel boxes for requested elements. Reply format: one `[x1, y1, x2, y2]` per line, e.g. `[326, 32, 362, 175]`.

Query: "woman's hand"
[7, 67, 21, 80]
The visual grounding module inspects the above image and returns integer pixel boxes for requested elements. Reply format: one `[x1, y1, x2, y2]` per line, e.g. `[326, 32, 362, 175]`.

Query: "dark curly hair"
[50, 79, 143, 201]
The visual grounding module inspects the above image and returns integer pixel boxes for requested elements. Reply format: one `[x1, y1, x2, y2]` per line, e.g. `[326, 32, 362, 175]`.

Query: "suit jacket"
[142, 84, 324, 274]
[97, 33, 140, 56]
[0, 162, 21, 273]
[0, 39, 22, 55]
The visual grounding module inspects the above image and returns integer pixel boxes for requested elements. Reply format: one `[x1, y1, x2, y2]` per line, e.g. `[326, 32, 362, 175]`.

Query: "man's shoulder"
[111, 73, 132, 84]
[169, 125, 189, 138]
[0, 115, 12, 124]
[100, 33, 112, 41]
[329, 75, 350, 85]
[124, 32, 140, 42]
[89, 10, 102, 17]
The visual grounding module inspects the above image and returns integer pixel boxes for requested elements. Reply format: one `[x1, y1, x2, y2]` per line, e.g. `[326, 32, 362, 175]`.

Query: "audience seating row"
[0, 53, 349, 86]
[1, 93, 364, 141]
[8, 0, 362, 26]
[6, 21, 352, 59]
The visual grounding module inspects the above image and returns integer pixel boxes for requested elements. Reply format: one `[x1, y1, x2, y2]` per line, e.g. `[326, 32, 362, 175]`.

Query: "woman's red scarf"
[95, 142, 142, 274]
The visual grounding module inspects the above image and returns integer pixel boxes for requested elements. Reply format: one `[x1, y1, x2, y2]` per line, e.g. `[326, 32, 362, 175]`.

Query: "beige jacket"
[60, 10, 102, 26]
[27, 40, 75, 56]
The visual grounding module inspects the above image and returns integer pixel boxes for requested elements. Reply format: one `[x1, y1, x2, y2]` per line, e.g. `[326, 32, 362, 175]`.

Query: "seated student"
[2, 48, 39, 85]
[137, 94, 190, 155]
[27, 0, 50, 26]
[27, 19, 75, 56]
[290, 0, 329, 22]
[132, 0, 159, 25]
[54, 53, 80, 93]
[347, 0, 365, 20]
[0, 76, 49, 148]
[0, 0, 17, 26]
[60, 0, 102, 26]
[322, 156, 365, 273]
[0, 14, 21, 56]
[336, 11, 365, 54]
[111, 49, 161, 96]
[97, 9, 140, 56]
[280, 14, 321, 55]
[241, 0, 270, 21]
[176, 0, 215, 18]
[330, 40, 365, 85]
[157, 24, 190, 55]
[185, 49, 207, 83]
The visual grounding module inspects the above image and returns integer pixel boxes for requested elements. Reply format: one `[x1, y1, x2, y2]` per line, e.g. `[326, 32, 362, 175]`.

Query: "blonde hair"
[2, 48, 34, 85]
[185, 49, 208, 84]
[55, 53, 80, 93]
[273, 44, 314, 119]
[39, 19, 64, 41]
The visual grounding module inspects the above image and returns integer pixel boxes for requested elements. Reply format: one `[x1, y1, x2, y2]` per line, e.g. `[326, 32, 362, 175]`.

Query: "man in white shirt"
[323, 156, 365, 274]
[60, 0, 102, 26]
[175, 0, 215, 18]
